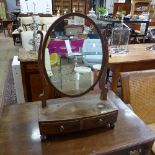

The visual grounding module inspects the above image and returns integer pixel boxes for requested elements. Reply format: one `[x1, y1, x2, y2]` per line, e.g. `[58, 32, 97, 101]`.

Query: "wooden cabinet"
[20, 61, 63, 102]
[52, 0, 88, 15]
[19, 49, 63, 102]
[113, 2, 131, 16]
[20, 61, 42, 102]
[53, 0, 72, 15]
[72, 0, 88, 15]
[131, 0, 151, 16]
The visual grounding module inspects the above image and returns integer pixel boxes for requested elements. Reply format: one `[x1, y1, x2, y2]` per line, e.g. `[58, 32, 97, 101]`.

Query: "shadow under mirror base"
[38, 94, 118, 137]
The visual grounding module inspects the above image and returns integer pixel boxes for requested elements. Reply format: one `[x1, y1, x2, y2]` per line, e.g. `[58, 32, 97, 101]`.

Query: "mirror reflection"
[44, 15, 103, 95]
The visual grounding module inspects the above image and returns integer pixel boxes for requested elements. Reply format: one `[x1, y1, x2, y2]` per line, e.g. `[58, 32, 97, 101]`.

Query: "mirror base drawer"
[39, 109, 118, 136]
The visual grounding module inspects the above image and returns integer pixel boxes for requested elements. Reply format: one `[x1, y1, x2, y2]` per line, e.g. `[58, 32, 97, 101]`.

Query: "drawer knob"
[99, 118, 103, 124]
[60, 125, 64, 132]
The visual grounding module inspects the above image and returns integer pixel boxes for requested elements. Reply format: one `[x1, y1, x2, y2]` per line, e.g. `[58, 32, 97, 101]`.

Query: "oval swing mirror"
[40, 13, 107, 97]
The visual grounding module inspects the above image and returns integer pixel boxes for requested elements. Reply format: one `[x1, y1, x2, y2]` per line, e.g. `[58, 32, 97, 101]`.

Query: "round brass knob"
[60, 125, 64, 132]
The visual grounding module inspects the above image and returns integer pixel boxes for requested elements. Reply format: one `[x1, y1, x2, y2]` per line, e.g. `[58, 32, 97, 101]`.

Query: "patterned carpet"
[2, 59, 17, 105]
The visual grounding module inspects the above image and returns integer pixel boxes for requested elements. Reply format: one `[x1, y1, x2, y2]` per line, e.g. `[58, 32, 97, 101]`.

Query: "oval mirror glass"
[42, 13, 104, 96]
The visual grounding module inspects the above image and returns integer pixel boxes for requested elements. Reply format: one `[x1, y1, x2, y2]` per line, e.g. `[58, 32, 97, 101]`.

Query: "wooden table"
[109, 43, 155, 93]
[0, 91, 155, 155]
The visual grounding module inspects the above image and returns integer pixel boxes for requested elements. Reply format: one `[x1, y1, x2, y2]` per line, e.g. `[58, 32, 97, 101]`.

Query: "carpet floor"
[2, 59, 17, 105]
[0, 32, 19, 115]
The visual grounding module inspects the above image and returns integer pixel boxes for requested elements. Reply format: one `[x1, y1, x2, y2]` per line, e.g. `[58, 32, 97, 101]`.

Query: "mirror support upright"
[99, 30, 109, 100]
[38, 30, 47, 108]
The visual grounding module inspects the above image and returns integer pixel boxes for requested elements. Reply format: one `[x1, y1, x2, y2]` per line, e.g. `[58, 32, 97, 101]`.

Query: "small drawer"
[82, 113, 117, 130]
[39, 120, 80, 135]
[82, 116, 104, 130]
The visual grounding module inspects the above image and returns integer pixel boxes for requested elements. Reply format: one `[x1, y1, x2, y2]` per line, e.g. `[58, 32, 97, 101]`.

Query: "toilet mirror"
[39, 13, 108, 97]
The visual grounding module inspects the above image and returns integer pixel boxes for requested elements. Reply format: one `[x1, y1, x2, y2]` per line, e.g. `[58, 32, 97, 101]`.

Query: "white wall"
[20, 0, 52, 14]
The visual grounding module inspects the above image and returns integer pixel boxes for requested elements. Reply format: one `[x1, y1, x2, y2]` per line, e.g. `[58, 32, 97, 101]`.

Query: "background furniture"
[18, 49, 62, 102]
[20, 31, 34, 51]
[18, 16, 59, 31]
[12, 30, 21, 45]
[130, 0, 151, 16]
[108, 43, 155, 94]
[82, 39, 102, 67]
[53, 0, 72, 15]
[113, 2, 131, 16]
[65, 25, 83, 37]
[20, 31, 47, 56]
[0, 91, 155, 154]
[149, 4, 155, 24]
[19, 29, 57, 102]
[52, 0, 88, 15]
[1, 19, 12, 37]
[11, 11, 21, 31]
[39, 16, 59, 31]
[121, 70, 155, 124]
[72, 0, 88, 14]
[112, 20, 150, 43]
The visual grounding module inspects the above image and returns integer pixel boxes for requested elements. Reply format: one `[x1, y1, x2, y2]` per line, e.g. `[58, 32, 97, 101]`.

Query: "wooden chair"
[112, 20, 149, 44]
[121, 70, 155, 124]
[7, 23, 13, 37]
[1, 20, 13, 37]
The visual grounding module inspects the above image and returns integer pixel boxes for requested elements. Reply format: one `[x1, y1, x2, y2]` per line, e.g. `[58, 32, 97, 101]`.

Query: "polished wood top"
[39, 95, 117, 121]
[0, 91, 155, 155]
[109, 43, 155, 64]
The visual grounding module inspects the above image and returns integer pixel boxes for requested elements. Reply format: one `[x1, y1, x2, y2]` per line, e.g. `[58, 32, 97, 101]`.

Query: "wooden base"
[39, 94, 118, 137]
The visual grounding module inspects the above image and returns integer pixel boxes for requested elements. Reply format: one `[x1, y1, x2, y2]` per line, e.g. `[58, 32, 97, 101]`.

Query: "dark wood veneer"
[20, 61, 63, 102]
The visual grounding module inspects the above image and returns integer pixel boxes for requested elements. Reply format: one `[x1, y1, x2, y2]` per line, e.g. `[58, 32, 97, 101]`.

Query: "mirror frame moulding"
[38, 12, 109, 106]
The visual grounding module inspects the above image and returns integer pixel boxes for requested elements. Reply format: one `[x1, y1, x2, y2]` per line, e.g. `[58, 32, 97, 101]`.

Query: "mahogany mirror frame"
[38, 13, 109, 108]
